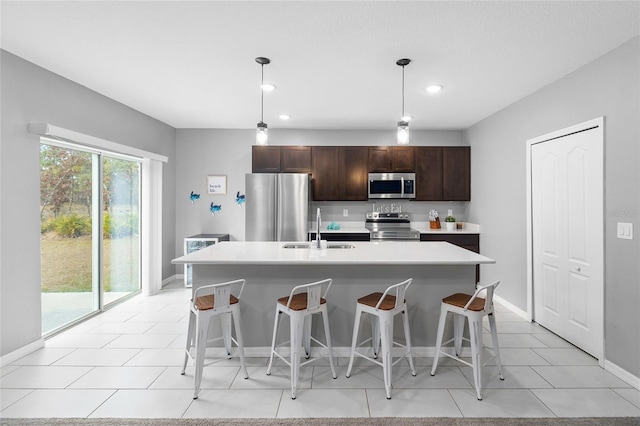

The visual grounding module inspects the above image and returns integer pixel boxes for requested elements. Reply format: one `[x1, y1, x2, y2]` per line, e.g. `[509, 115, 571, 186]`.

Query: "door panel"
[532, 123, 603, 360]
[542, 264, 560, 317]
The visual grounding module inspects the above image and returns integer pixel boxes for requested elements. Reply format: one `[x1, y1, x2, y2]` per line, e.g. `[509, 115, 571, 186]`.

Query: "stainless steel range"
[365, 212, 420, 241]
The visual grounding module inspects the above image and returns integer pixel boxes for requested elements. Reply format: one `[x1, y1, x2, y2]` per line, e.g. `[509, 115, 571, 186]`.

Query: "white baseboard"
[162, 274, 182, 286]
[494, 294, 530, 321]
[604, 359, 640, 390]
[0, 338, 45, 367]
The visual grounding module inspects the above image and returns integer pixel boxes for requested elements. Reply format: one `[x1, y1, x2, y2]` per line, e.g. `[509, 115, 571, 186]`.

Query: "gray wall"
[0, 50, 177, 357]
[175, 128, 468, 266]
[464, 37, 640, 376]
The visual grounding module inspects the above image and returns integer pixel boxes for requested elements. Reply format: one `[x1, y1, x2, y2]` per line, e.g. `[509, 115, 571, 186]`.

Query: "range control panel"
[366, 212, 410, 220]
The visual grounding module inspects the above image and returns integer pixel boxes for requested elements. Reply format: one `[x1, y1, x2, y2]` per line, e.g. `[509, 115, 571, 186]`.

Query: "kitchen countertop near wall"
[309, 222, 481, 234]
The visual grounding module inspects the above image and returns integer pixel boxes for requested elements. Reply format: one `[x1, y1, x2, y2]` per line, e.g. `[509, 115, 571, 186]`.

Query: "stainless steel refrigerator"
[245, 173, 310, 241]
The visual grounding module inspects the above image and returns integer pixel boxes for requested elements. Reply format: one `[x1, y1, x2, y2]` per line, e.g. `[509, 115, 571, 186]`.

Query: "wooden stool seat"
[278, 293, 326, 311]
[194, 294, 239, 311]
[357, 292, 399, 310]
[443, 293, 485, 311]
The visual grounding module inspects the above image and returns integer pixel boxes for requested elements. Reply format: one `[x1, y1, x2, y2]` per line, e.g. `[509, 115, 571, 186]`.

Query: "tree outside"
[40, 144, 140, 293]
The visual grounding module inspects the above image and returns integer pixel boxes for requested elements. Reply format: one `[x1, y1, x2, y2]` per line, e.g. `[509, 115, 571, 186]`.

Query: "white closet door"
[531, 123, 603, 360]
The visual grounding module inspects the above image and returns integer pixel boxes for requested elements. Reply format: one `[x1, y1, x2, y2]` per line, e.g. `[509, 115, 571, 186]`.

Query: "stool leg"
[320, 305, 337, 379]
[401, 307, 416, 376]
[193, 311, 211, 399]
[231, 304, 249, 379]
[470, 318, 483, 400]
[371, 314, 380, 359]
[303, 315, 312, 359]
[346, 304, 363, 378]
[290, 313, 304, 399]
[220, 312, 232, 357]
[453, 313, 465, 357]
[266, 309, 281, 376]
[431, 304, 448, 376]
[182, 310, 195, 375]
[488, 312, 504, 380]
[380, 314, 393, 399]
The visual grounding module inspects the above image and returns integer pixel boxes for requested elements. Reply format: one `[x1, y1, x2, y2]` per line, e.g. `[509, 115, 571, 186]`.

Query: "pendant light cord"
[401, 64, 405, 118]
[261, 64, 264, 123]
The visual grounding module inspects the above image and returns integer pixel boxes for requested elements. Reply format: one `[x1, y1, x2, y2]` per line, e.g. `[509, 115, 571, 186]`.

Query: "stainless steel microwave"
[368, 172, 416, 199]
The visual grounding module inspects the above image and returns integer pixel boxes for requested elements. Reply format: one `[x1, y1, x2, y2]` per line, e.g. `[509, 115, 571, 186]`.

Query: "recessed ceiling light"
[279, 114, 291, 120]
[401, 115, 413, 122]
[260, 83, 276, 91]
[426, 85, 442, 94]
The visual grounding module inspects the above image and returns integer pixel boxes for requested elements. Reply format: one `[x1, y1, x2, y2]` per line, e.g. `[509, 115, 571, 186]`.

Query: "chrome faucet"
[316, 207, 322, 248]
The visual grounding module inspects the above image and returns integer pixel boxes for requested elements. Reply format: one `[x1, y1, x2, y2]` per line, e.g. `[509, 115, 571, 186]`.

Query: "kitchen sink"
[282, 243, 355, 249]
[325, 243, 355, 249]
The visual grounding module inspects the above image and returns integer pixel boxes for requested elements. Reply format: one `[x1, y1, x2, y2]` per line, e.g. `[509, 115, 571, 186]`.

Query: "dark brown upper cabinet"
[252, 146, 281, 173]
[252, 146, 311, 173]
[415, 147, 443, 200]
[312, 146, 367, 201]
[415, 146, 470, 201]
[443, 146, 470, 201]
[393, 146, 415, 172]
[368, 147, 393, 172]
[281, 146, 311, 173]
[368, 146, 414, 172]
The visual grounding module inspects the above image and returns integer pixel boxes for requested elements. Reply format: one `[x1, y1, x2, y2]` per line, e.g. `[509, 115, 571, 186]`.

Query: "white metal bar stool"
[430, 280, 504, 400]
[181, 279, 248, 399]
[266, 278, 337, 399]
[346, 278, 416, 399]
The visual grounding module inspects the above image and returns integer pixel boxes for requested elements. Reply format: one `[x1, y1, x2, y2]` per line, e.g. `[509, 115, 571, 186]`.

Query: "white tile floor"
[2, 280, 640, 419]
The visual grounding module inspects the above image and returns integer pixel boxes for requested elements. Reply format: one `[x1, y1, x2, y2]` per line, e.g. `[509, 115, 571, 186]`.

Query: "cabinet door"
[340, 146, 368, 200]
[415, 147, 443, 200]
[252, 146, 281, 173]
[393, 146, 414, 172]
[420, 233, 480, 281]
[281, 146, 311, 173]
[443, 147, 470, 201]
[312, 146, 341, 200]
[368, 147, 392, 172]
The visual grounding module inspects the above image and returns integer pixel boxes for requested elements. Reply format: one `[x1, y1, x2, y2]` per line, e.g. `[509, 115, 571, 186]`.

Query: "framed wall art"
[207, 175, 227, 195]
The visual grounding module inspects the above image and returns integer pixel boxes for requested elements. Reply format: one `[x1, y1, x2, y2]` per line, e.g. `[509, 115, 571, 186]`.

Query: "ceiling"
[1, 1, 638, 130]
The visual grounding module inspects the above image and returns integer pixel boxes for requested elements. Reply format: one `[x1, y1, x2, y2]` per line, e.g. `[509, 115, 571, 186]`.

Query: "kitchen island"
[172, 241, 495, 352]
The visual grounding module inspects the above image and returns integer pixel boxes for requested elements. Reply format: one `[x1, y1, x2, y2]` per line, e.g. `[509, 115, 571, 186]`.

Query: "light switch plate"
[343, 209, 348, 217]
[617, 222, 633, 240]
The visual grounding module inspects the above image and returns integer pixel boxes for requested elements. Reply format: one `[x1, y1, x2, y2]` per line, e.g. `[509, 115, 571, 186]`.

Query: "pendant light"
[396, 58, 411, 145]
[255, 57, 270, 145]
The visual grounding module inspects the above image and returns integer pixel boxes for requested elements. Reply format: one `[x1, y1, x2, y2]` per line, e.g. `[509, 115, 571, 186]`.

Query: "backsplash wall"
[313, 200, 469, 225]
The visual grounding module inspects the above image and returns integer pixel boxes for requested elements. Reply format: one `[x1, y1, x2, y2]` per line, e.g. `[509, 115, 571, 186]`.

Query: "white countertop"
[308, 222, 481, 234]
[172, 241, 495, 266]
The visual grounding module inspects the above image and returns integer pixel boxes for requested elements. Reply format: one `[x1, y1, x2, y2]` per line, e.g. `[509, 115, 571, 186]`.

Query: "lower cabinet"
[308, 232, 370, 242]
[420, 233, 480, 282]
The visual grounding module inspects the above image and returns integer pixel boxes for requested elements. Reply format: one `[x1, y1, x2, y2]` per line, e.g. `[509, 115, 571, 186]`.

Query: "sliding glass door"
[103, 156, 140, 305]
[40, 141, 141, 335]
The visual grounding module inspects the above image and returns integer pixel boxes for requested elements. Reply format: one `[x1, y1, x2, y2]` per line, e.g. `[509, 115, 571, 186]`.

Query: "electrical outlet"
[617, 222, 633, 240]
[343, 209, 349, 217]
[447, 209, 453, 217]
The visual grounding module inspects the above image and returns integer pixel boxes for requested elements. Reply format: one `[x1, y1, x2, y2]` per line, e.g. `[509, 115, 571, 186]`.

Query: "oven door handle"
[401, 177, 404, 197]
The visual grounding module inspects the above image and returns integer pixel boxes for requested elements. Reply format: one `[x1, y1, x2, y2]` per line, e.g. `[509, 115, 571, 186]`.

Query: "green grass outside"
[40, 235, 140, 293]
